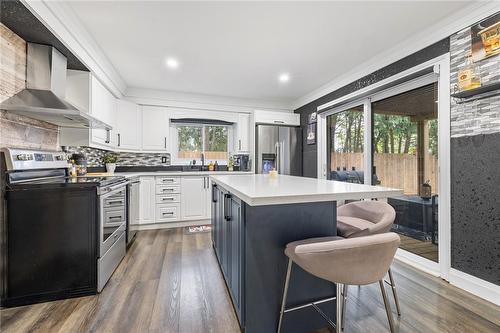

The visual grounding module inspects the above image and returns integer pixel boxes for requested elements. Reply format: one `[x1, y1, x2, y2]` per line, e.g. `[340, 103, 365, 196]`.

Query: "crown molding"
[292, 1, 500, 110]
[22, 0, 127, 98]
[125, 87, 293, 114]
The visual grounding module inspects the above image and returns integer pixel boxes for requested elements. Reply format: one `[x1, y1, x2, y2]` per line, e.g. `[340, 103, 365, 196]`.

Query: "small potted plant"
[103, 153, 118, 174]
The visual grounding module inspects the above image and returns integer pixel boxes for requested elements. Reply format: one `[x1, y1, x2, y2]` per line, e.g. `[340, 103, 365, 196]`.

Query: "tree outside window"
[177, 125, 228, 161]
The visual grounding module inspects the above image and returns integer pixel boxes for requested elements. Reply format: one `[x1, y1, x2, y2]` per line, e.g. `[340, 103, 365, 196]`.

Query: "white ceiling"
[66, 1, 470, 105]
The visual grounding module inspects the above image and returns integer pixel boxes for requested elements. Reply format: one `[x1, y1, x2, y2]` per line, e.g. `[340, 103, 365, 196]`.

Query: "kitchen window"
[171, 122, 232, 164]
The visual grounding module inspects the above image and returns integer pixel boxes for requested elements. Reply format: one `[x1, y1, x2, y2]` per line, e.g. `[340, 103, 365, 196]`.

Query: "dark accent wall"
[451, 133, 500, 285]
[294, 39, 449, 178]
[449, 14, 500, 286]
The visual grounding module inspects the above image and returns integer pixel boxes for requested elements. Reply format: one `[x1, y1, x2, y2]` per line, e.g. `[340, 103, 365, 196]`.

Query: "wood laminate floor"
[1, 228, 499, 333]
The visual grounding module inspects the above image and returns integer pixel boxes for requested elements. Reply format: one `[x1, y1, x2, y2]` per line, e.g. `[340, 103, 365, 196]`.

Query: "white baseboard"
[449, 268, 500, 306]
[132, 219, 210, 231]
[395, 248, 440, 277]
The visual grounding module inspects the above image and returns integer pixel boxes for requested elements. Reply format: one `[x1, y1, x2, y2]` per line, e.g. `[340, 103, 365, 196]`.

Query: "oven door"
[99, 183, 127, 257]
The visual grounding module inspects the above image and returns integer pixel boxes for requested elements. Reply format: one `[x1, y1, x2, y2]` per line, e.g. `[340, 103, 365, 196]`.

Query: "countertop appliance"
[255, 124, 302, 175]
[0, 148, 128, 307]
[126, 177, 140, 246]
[233, 154, 251, 171]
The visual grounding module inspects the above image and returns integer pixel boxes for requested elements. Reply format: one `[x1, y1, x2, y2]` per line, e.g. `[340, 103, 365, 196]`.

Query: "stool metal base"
[277, 258, 343, 333]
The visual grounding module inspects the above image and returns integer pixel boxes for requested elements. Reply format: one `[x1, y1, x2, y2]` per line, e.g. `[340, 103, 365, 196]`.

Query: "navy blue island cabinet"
[211, 182, 339, 333]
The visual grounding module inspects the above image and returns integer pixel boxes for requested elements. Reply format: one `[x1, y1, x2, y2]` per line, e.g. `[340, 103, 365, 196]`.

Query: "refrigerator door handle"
[280, 141, 285, 174]
[275, 142, 280, 173]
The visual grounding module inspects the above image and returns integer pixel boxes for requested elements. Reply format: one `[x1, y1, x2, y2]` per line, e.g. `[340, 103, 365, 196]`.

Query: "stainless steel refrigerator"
[255, 124, 302, 176]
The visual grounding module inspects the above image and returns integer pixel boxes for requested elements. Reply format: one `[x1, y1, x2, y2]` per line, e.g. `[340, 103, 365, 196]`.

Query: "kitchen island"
[210, 174, 402, 333]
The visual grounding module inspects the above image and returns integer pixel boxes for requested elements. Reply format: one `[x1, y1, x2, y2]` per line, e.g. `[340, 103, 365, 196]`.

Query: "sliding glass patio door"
[326, 105, 365, 182]
[372, 83, 439, 264]
[317, 59, 451, 279]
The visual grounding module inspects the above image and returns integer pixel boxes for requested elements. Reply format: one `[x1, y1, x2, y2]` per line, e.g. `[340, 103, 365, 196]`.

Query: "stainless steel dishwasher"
[126, 177, 140, 246]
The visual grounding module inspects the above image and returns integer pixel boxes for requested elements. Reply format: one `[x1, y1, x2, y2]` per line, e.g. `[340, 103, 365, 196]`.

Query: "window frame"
[170, 122, 233, 165]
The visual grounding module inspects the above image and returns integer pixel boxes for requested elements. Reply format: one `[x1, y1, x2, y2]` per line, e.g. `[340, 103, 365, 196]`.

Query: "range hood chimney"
[0, 43, 111, 130]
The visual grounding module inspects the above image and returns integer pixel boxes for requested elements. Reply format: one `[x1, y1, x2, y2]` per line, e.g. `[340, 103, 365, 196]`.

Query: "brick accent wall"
[0, 23, 59, 150]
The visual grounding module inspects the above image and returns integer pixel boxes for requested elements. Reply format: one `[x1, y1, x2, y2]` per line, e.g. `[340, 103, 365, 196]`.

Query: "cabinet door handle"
[117, 133, 121, 146]
[224, 194, 232, 221]
[164, 137, 167, 149]
[105, 129, 111, 144]
[212, 184, 217, 203]
[239, 139, 241, 150]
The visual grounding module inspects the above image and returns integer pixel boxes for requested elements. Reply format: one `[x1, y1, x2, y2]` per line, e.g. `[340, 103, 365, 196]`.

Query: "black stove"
[1, 148, 129, 307]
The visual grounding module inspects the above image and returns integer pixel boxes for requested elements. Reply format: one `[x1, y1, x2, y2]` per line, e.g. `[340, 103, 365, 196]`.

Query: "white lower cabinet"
[180, 176, 208, 220]
[136, 175, 212, 226]
[138, 176, 155, 224]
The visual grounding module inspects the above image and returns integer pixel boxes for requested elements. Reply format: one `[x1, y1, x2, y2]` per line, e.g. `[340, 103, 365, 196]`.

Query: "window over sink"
[171, 122, 232, 164]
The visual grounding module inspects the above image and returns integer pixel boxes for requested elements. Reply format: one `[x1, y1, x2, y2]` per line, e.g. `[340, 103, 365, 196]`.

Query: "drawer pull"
[162, 188, 174, 192]
[108, 200, 123, 205]
[162, 212, 174, 216]
[162, 197, 174, 201]
[162, 179, 174, 182]
[109, 216, 123, 220]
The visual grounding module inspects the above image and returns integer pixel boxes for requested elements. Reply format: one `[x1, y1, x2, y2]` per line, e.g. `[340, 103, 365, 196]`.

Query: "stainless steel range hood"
[0, 43, 111, 130]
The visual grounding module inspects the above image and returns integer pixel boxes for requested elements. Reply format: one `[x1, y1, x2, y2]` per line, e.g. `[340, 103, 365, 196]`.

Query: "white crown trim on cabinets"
[22, 0, 127, 98]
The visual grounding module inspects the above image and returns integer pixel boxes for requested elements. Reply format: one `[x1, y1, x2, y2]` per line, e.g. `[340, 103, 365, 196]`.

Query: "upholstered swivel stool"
[337, 200, 401, 328]
[278, 233, 401, 333]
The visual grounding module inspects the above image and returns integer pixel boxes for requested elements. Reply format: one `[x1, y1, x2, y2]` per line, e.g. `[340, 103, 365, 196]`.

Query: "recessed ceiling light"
[279, 73, 290, 83]
[166, 57, 179, 69]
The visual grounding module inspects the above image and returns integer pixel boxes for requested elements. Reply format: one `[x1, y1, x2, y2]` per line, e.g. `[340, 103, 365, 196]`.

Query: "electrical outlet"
[161, 156, 167, 163]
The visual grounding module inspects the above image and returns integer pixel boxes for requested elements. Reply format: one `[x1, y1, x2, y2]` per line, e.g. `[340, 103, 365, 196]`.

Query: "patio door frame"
[317, 54, 451, 280]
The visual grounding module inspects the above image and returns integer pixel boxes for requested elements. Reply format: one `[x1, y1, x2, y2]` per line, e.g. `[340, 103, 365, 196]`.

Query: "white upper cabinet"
[236, 113, 250, 152]
[63, 70, 117, 149]
[254, 110, 299, 126]
[115, 100, 141, 150]
[90, 76, 117, 146]
[142, 106, 169, 152]
[66, 70, 91, 113]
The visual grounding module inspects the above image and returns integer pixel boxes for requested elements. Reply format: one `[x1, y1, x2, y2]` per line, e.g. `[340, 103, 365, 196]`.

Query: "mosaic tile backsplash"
[64, 146, 171, 167]
[450, 26, 500, 138]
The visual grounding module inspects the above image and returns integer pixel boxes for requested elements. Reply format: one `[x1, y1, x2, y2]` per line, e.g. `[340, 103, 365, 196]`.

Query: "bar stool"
[337, 200, 401, 328]
[278, 233, 401, 333]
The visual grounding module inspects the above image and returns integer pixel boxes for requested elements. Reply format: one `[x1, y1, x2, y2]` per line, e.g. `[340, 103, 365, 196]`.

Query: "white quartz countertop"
[114, 171, 252, 178]
[210, 174, 403, 206]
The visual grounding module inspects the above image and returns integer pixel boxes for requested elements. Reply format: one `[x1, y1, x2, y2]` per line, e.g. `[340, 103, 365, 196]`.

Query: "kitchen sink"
[181, 165, 209, 172]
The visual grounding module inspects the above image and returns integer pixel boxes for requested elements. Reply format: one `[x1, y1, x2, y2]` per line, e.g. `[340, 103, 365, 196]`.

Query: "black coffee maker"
[234, 154, 250, 171]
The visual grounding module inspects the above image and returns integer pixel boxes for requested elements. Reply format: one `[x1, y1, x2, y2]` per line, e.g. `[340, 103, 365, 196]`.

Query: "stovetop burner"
[14, 175, 126, 187]
[2, 148, 127, 190]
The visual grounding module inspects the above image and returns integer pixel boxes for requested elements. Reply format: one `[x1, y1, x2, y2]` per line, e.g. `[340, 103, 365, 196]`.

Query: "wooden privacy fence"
[331, 152, 438, 195]
[178, 151, 228, 160]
